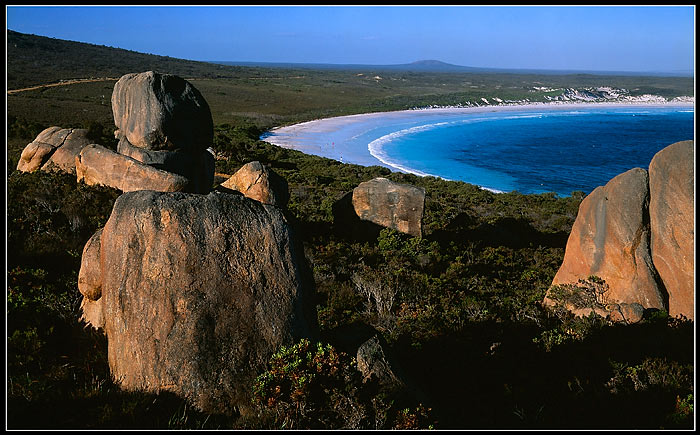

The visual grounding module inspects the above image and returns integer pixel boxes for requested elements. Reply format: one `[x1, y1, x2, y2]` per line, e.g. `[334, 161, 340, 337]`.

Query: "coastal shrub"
[546, 276, 611, 313]
[250, 339, 373, 429]
[7, 170, 120, 271]
[7, 114, 45, 140]
[250, 339, 435, 430]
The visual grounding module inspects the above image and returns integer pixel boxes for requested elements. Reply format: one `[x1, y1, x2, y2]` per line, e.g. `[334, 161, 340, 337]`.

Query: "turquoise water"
[265, 105, 694, 196]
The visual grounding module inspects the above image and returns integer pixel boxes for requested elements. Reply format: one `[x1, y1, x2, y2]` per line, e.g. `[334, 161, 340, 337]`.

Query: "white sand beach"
[261, 101, 695, 174]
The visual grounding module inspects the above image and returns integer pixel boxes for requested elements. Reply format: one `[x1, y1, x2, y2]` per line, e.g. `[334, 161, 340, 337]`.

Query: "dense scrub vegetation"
[7, 125, 694, 429]
[6, 32, 694, 429]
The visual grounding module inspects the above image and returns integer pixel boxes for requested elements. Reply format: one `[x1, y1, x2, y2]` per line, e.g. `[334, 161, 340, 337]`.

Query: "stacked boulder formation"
[544, 140, 694, 321]
[18, 71, 215, 194]
[70, 71, 317, 414]
[108, 71, 215, 193]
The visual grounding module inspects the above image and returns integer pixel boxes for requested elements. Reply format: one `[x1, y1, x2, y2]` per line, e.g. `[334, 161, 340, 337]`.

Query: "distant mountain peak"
[410, 59, 455, 66]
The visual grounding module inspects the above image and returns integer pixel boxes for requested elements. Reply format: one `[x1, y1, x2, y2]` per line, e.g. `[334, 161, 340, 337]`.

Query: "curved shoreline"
[261, 101, 695, 191]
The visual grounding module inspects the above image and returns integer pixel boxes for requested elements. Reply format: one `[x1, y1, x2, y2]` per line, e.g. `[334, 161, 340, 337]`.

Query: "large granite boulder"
[111, 71, 213, 153]
[75, 144, 189, 193]
[16, 126, 91, 174]
[545, 168, 666, 310]
[79, 190, 318, 415]
[648, 140, 694, 319]
[545, 140, 695, 320]
[352, 177, 425, 237]
[219, 161, 289, 207]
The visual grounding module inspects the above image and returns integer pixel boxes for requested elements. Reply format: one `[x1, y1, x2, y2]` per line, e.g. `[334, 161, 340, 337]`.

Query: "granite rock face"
[117, 136, 214, 194]
[76, 144, 189, 193]
[111, 71, 213, 153]
[42, 128, 92, 173]
[79, 190, 318, 414]
[648, 140, 694, 320]
[352, 177, 425, 237]
[220, 161, 289, 207]
[16, 127, 91, 174]
[547, 168, 665, 310]
[108, 71, 215, 193]
[545, 140, 695, 320]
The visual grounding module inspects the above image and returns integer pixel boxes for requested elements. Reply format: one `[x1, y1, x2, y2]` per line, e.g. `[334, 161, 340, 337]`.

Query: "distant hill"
[209, 58, 693, 77]
[6, 30, 245, 89]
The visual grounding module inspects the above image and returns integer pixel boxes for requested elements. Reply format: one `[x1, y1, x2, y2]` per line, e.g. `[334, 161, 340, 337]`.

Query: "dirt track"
[7, 77, 120, 95]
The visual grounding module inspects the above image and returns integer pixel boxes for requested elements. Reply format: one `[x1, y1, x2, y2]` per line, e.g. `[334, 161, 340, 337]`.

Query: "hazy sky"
[6, 5, 696, 74]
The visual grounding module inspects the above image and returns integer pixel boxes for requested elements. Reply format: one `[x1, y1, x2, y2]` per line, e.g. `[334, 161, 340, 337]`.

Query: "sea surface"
[264, 105, 694, 196]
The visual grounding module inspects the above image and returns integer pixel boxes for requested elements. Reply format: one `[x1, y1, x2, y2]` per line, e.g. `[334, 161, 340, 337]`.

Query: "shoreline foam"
[261, 101, 695, 193]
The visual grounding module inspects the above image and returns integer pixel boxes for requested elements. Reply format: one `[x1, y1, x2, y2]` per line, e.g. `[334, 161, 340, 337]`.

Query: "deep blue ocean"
[366, 106, 694, 196]
[264, 105, 694, 196]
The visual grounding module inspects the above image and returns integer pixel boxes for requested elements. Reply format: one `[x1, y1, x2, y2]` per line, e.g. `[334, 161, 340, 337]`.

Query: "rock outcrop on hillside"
[351, 177, 426, 237]
[17, 72, 216, 194]
[79, 190, 318, 415]
[219, 160, 290, 207]
[109, 71, 215, 193]
[648, 140, 695, 319]
[16, 126, 92, 174]
[545, 140, 694, 320]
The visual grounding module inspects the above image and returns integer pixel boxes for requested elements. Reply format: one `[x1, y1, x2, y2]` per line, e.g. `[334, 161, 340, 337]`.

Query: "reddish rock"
[76, 144, 189, 193]
[16, 126, 90, 173]
[648, 140, 694, 320]
[41, 128, 91, 173]
[547, 168, 665, 310]
[80, 297, 105, 331]
[79, 190, 318, 415]
[219, 161, 289, 206]
[77, 228, 103, 301]
[352, 177, 425, 237]
[609, 303, 646, 324]
[17, 140, 57, 173]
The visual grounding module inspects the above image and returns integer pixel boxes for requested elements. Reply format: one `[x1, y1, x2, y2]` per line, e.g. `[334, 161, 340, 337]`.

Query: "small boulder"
[76, 144, 189, 193]
[111, 71, 213, 153]
[16, 126, 90, 173]
[352, 177, 425, 237]
[219, 161, 289, 206]
[356, 334, 407, 390]
[17, 140, 57, 173]
[648, 140, 694, 320]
